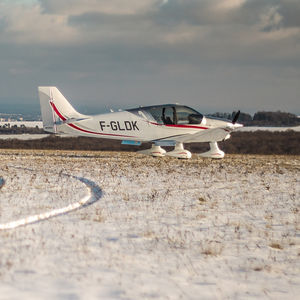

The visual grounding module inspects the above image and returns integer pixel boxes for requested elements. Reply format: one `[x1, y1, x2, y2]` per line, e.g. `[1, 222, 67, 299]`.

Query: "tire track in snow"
[0, 168, 102, 230]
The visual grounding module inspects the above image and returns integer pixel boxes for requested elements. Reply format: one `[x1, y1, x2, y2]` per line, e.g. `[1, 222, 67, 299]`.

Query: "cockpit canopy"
[128, 104, 203, 125]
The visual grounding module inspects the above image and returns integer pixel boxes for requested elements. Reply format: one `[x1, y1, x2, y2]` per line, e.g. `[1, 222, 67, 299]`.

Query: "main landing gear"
[138, 141, 224, 159]
[138, 142, 191, 159]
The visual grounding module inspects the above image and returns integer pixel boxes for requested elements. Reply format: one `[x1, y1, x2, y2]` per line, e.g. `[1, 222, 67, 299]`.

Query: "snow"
[0, 150, 299, 299]
[237, 126, 300, 132]
[0, 134, 49, 140]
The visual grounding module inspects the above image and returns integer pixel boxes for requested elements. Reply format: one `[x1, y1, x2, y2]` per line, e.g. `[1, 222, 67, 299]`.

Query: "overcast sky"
[0, 0, 299, 114]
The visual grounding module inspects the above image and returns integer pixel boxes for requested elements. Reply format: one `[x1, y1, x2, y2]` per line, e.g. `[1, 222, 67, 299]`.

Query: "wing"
[162, 127, 232, 143]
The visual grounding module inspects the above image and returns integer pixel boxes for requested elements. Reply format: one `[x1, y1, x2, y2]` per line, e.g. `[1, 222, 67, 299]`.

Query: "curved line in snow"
[0, 170, 102, 230]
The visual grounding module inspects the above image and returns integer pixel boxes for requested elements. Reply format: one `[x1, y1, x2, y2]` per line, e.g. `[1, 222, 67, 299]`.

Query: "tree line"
[0, 126, 44, 134]
[208, 111, 300, 126]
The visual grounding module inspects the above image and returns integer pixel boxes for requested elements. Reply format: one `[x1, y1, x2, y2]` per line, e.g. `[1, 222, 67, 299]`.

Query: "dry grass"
[201, 240, 224, 256]
[269, 242, 283, 250]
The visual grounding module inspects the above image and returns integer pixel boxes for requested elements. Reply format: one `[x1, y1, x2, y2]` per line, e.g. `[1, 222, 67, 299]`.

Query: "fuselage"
[55, 104, 231, 142]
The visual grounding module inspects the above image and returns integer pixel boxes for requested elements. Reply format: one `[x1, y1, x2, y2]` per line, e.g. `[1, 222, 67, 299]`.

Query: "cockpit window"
[146, 106, 164, 124]
[144, 106, 176, 125]
[128, 104, 203, 125]
[176, 106, 203, 125]
[162, 107, 176, 124]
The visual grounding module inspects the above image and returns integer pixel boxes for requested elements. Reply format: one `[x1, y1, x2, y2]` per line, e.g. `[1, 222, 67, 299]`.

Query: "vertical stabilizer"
[38, 86, 85, 133]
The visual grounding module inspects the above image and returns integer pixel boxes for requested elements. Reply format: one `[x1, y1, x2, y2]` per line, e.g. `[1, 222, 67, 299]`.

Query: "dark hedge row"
[0, 131, 299, 155]
[190, 131, 300, 155]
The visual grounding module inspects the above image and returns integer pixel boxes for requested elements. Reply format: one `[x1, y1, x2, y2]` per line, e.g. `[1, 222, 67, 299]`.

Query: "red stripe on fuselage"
[166, 124, 209, 130]
[50, 102, 138, 138]
[148, 121, 208, 130]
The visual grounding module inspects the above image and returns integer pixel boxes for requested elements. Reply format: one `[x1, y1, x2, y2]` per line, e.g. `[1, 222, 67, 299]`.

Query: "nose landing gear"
[198, 142, 224, 159]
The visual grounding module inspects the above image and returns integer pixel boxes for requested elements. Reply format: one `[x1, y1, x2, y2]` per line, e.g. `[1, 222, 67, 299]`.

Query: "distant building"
[0, 121, 43, 128]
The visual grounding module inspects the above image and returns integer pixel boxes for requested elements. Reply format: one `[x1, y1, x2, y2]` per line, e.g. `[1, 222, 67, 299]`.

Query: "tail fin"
[38, 86, 85, 133]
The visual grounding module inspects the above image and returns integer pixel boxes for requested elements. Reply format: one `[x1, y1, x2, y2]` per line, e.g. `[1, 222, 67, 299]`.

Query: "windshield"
[176, 106, 203, 125]
[128, 105, 203, 125]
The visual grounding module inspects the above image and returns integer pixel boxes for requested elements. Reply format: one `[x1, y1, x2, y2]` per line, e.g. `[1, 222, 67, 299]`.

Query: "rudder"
[38, 86, 85, 133]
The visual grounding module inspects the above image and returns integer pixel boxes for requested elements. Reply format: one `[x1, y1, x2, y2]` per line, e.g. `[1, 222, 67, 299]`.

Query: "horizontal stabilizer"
[63, 117, 91, 124]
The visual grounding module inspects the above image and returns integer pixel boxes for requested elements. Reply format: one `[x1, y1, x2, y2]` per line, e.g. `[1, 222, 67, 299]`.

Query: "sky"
[0, 0, 299, 115]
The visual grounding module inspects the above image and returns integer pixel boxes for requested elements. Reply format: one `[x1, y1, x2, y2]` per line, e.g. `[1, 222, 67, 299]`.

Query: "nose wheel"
[199, 142, 224, 158]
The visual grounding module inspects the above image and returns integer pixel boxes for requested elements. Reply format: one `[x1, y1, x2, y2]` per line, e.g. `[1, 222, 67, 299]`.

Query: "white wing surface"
[166, 127, 232, 143]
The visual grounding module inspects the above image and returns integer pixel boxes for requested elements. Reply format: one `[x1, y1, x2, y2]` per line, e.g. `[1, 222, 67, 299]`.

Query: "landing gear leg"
[199, 142, 225, 159]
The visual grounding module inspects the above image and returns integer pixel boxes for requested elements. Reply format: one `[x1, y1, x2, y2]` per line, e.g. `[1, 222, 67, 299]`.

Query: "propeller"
[232, 110, 240, 124]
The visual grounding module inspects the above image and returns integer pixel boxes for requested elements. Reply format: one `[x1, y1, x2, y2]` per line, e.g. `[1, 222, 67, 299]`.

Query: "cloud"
[278, 0, 300, 28]
[0, 0, 299, 113]
[39, 0, 155, 15]
[1, 0, 299, 49]
[258, 6, 283, 32]
[0, 2, 77, 44]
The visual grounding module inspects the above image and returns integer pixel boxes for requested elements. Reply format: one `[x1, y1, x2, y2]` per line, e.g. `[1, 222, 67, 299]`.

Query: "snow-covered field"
[0, 134, 49, 140]
[0, 150, 299, 299]
[237, 126, 300, 132]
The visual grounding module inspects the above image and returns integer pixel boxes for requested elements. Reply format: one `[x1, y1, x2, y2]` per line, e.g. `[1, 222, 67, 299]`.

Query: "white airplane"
[38, 86, 243, 159]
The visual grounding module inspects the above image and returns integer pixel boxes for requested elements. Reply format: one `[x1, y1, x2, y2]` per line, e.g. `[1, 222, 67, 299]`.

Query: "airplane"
[38, 86, 243, 159]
